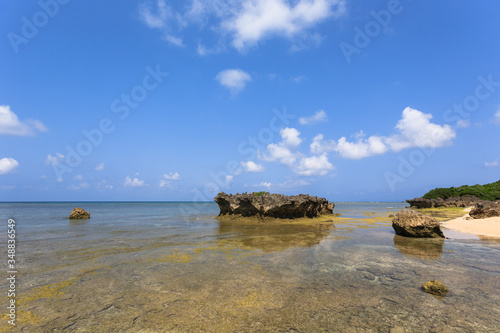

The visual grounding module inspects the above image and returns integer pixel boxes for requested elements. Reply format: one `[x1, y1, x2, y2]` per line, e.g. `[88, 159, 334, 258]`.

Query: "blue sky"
[1, 0, 499, 202]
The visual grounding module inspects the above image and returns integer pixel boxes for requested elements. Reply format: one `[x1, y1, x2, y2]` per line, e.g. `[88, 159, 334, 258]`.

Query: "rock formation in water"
[214, 192, 335, 219]
[392, 210, 444, 238]
[68, 207, 90, 219]
[421, 280, 449, 297]
[469, 201, 500, 219]
[406, 196, 484, 209]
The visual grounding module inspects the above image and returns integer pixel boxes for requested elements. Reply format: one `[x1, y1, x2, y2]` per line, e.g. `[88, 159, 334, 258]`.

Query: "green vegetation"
[253, 191, 267, 197]
[422, 180, 500, 201]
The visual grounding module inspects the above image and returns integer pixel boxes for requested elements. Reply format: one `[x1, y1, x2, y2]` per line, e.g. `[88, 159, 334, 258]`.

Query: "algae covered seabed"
[1, 202, 499, 332]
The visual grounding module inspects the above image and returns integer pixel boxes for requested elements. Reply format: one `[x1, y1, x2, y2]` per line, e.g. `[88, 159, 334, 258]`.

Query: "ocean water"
[0, 202, 499, 332]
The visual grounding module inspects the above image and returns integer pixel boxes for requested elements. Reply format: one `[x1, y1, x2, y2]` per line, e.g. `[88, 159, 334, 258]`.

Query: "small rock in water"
[68, 207, 90, 219]
[392, 210, 444, 238]
[421, 280, 448, 297]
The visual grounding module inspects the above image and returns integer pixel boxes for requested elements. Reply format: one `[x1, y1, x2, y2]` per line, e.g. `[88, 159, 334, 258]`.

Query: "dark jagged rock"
[68, 207, 90, 219]
[392, 210, 444, 238]
[406, 196, 483, 209]
[469, 201, 500, 219]
[214, 192, 334, 219]
[422, 280, 449, 297]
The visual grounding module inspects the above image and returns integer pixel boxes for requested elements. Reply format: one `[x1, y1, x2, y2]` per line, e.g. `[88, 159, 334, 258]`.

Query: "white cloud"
[310, 134, 336, 154]
[56, 177, 63, 183]
[386, 107, 456, 152]
[138, 0, 185, 47]
[261, 127, 303, 166]
[45, 153, 64, 166]
[225, 175, 234, 184]
[95, 163, 105, 171]
[160, 172, 181, 188]
[299, 110, 328, 125]
[0, 105, 47, 136]
[485, 160, 499, 167]
[493, 108, 500, 124]
[125, 176, 145, 187]
[254, 181, 272, 188]
[0, 158, 19, 175]
[280, 127, 302, 147]
[333, 107, 456, 159]
[163, 172, 180, 180]
[140, 0, 346, 52]
[74, 174, 83, 180]
[215, 69, 252, 94]
[296, 153, 333, 176]
[262, 143, 297, 166]
[336, 135, 388, 160]
[224, 0, 346, 50]
[241, 161, 264, 172]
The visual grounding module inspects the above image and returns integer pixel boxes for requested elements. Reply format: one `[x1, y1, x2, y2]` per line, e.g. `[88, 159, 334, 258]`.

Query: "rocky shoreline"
[214, 192, 335, 219]
[405, 196, 485, 209]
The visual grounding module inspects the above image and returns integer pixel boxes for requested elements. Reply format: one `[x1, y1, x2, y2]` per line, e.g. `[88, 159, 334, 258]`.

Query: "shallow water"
[0, 202, 499, 332]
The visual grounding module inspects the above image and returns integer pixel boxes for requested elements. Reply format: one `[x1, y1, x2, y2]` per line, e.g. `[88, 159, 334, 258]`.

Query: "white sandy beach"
[441, 208, 500, 238]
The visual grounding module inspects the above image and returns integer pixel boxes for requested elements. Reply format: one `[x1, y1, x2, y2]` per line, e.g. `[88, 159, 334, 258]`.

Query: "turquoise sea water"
[0, 202, 499, 332]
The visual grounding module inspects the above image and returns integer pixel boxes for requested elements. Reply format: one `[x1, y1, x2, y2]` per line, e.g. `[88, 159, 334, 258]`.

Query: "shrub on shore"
[422, 180, 500, 201]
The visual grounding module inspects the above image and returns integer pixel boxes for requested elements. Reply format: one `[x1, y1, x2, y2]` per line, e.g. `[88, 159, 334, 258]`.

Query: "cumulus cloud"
[241, 161, 264, 172]
[299, 110, 328, 125]
[281, 127, 302, 147]
[125, 176, 145, 187]
[333, 107, 456, 159]
[95, 163, 105, 171]
[296, 153, 333, 176]
[139, 0, 346, 51]
[310, 134, 336, 154]
[224, 0, 346, 50]
[386, 107, 456, 152]
[261, 127, 303, 166]
[215, 69, 252, 94]
[0, 158, 19, 175]
[0, 105, 47, 136]
[45, 153, 64, 166]
[336, 136, 388, 160]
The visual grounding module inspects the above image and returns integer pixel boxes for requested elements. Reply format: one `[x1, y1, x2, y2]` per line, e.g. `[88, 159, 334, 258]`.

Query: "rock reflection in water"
[216, 218, 338, 253]
[393, 235, 444, 260]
